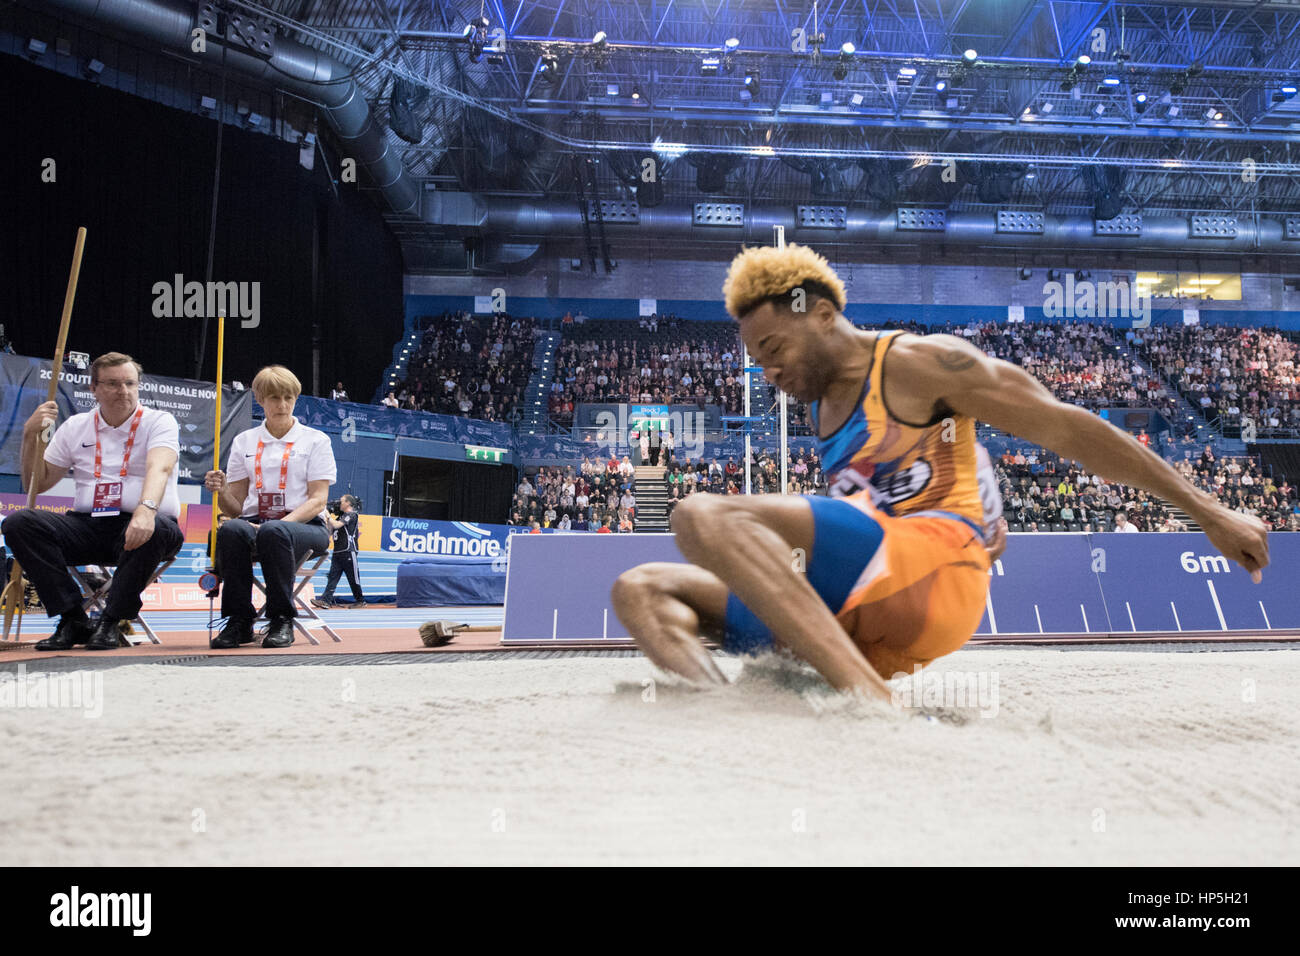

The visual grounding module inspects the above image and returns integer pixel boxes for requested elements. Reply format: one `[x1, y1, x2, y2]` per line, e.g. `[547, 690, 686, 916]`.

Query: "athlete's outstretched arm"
[895, 334, 1269, 581]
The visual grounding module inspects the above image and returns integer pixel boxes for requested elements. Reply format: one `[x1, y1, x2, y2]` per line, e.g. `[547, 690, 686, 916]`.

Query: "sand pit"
[1, 647, 1297, 865]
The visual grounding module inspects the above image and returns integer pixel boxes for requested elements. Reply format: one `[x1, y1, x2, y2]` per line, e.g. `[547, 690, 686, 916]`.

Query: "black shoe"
[211, 617, 254, 649]
[347, 600, 368, 609]
[310, 598, 334, 610]
[262, 616, 295, 648]
[35, 614, 94, 651]
[84, 618, 126, 650]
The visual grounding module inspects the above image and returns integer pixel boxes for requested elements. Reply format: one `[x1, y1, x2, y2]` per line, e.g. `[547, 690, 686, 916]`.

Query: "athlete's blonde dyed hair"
[722, 243, 848, 319]
[251, 365, 302, 402]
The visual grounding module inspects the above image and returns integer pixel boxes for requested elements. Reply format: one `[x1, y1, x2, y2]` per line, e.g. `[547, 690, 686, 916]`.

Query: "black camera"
[328, 494, 361, 514]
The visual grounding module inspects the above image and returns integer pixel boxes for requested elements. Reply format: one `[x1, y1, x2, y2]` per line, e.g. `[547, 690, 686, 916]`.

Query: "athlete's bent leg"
[611, 562, 729, 685]
[670, 493, 891, 700]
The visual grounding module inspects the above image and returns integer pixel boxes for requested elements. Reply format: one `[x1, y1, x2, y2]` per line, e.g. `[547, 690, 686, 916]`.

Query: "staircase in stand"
[633, 465, 670, 532]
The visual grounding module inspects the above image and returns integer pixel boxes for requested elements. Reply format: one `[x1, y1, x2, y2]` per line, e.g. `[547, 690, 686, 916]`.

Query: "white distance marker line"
[603, 608, 608, 640]
[1080, 604, 1090, 634]
[985, 593, 998, 635]
[1126, 601, 1136, 632]
[1259, 601, 1272, 630]
[1034, 604, 1043, 634]
[1206, 580, 1228, 631]
[1171, 601, 1182, 632]
[552, 608, 558, 640]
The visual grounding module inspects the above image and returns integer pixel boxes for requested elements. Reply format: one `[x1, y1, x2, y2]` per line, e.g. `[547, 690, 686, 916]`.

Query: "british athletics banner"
[0, 353, 252, 484]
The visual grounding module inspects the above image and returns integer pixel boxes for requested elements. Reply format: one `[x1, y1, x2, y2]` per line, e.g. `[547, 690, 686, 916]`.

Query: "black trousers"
[215, 518, 329, 621]
[321, 549, 364, 602]
[0, 509, 184, 620]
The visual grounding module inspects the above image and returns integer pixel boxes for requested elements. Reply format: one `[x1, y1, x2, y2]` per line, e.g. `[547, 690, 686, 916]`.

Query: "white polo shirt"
[44, 403, 182, 518]
[226, 418, 336, 521]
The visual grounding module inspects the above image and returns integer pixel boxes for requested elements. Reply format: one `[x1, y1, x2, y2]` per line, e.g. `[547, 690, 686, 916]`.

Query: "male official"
[312, 495, 366, 608]
[3, 353, 184, 650]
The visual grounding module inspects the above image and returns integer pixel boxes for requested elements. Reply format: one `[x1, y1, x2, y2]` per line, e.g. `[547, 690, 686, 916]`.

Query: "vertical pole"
[774, 225, 789, 494]
[208, 312, 225, 561]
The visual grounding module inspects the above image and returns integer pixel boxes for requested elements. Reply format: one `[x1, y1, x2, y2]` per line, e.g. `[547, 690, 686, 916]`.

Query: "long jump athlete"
[611, 244, 1270, 700]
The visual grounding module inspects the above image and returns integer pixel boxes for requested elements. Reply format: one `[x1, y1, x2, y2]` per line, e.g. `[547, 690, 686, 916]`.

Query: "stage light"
[26, 38, 46, 59]
[740, 72, 760, 101]
[606, 83, 619, 97]
[1074, 55, 1091, 69]
[1167, 104, 1180, 117]
[963, 49, 978, 64]
[1019, 267, 1032, 280]
[591, 31, 607, 47]
[725, 37, 740, 52]
[1040, 101, 1053, 113]
[247, 112, 263, 128]
[199, 95, 218, 115]
[84, 58, 105, 80]
[1187, 60, 1204, 76]
[1204, 106, 1217, 119]
[841, 42, 856, 57]
[631, 85, 642, 100]
[850, 92, 865, 106]
[538, 53, 559, 81]
[1134, 91, 1148, 113]
[1093, 104, 1106, 115]
[1283, 85, 1298, 97]
[935, 79, 947, 92]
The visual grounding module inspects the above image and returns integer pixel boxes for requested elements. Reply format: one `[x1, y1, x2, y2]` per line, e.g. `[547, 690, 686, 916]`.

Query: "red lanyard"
[93, 406, 145, 480]
[254, 439, 295, 491]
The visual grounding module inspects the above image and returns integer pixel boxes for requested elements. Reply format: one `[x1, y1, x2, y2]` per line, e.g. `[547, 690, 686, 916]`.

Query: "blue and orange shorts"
[723, 491, 992, 679]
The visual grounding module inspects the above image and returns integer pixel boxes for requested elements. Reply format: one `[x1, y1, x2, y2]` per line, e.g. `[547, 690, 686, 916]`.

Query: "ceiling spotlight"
[1019, 267, 1032, 280]
[631, 85, 642, 100]
[725, 37, 740, 53]
[1167, 104, 1181, 117]
[1040, 101, 1053, 113]
[538, 53, 559, 81]
[740, 71, 760, 101]
[1214, 111, 1224, 121]
[84, 58, 105, 80]
[1097, 77, 1120, 93]
[834, 63, 848, 81]
[935, 79, 947, 92]
[1134, 91, 1148, 113]
[591, 31, 607, 47]
[840, 42, 856, 58]
[850, 92, 865, 106]
[606, 83, 619, 97]
[1187, 60, 1204, 76]
[1093, 104, 1106, 115]
[1169, 74, 1188, 96]
[247, 112, 263, 128]
[1204, 106, 1217, 119]
[1074, 55, 1092, 69]
[26, 38, 47, 59]
[962, 49, 978, 64]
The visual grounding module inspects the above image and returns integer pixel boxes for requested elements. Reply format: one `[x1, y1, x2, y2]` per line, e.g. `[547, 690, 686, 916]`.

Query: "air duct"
[35, 0, 419, 214]
[421, 194, 1300, 254]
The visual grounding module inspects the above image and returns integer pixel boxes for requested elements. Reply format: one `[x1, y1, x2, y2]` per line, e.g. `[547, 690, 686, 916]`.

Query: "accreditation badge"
[258, 492, 289, 520]
[92, 481, 123, 516]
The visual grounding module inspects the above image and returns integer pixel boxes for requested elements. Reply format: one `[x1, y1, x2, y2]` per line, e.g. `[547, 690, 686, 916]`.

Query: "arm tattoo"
[936, 349, 977, 372]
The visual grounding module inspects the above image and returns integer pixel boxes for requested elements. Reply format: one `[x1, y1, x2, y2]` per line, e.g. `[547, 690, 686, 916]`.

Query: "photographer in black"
[312, 494, 367, 608]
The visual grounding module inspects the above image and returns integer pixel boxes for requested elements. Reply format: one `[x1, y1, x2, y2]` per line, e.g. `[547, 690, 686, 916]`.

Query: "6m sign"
[465, 444, 508, 463]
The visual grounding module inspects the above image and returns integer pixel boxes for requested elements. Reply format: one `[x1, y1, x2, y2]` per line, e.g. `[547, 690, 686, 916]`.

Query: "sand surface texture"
[2, 648, 1297, 865]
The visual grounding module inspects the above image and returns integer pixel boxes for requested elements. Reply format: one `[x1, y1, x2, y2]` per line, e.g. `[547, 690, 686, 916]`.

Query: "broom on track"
[2, 226, 87, 641]
[418, 621, 498, 647]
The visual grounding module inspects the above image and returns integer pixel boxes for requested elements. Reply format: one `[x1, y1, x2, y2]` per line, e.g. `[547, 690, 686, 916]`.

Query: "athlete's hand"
[985, 516, 1008, 562]
[1199, 505, 1268, 583]
[204, 470, 226, 492]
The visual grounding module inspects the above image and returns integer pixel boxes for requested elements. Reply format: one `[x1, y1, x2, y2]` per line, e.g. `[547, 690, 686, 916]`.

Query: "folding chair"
[251, 546, 343, 646]
[69, 556, 177, 646]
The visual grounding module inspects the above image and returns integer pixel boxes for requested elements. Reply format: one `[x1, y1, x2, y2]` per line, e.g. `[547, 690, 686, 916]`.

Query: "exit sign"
[465, 444, 507, 463]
